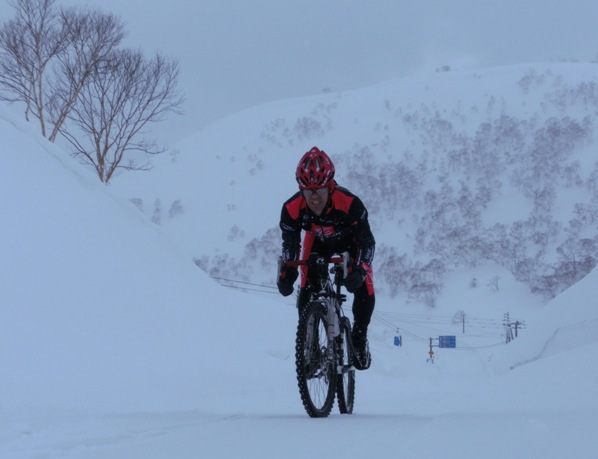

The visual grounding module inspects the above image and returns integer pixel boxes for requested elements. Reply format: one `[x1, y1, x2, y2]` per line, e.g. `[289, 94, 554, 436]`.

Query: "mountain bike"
[281, 251, 356, 418]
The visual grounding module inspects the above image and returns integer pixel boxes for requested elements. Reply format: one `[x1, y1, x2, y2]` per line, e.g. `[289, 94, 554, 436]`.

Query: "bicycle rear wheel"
[295, 301, 335, 418]
[336, 316, 355, 414]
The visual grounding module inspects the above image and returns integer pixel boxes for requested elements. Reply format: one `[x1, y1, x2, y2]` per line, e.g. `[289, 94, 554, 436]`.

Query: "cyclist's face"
[303, 187, 329, 216]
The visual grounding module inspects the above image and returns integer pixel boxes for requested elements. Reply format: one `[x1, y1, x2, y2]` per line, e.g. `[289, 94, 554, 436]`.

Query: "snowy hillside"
[112, 62, 598, 309]
[2, 63, 598, 458]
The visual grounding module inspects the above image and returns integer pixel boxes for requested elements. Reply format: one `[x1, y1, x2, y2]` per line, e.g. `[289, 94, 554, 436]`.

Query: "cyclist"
[277, 146, 375, 370]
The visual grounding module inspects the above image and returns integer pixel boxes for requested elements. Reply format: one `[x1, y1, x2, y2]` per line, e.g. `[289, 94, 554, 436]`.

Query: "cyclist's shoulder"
[283, 190, 302, 203]
[282, 191, 305, 220]
[332, 185, 365, 212]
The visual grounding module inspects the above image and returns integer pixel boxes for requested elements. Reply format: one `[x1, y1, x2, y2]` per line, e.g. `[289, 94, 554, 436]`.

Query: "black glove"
[277, 266, 298, 297]
[344, 267, 367, 293]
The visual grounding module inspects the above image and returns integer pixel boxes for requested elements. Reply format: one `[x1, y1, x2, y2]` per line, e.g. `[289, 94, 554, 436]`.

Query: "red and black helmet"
[295, 146, 335, 190]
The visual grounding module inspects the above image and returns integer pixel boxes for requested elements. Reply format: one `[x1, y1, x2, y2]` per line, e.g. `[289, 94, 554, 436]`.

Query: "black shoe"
[352, 326, 371, 370]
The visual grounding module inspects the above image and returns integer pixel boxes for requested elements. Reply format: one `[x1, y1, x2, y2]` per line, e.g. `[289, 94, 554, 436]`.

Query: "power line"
[210, 275, 277, 289]
[372, 308, 510, 349]
[209, 276, 279, 295]
[210, 276, 520, 344]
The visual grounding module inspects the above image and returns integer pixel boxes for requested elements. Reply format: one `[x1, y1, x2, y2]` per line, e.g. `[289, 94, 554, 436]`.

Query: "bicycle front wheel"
[336, 316, 355, 414]
[295, 301, 335, 418]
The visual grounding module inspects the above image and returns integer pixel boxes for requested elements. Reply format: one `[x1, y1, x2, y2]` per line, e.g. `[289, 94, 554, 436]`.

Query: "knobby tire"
[336, 316, 355, 414]
[295, 301, 335, 418]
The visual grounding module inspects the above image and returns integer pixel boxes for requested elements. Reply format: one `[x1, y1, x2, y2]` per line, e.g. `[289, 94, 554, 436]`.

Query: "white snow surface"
[2, 64, 598, 458]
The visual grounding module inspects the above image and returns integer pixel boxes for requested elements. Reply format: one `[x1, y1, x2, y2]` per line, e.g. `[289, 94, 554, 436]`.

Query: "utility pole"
[427, 337, 436, 363]
[452, 310, 466, 334]
[503, 313, 526, 343]
[504, 313, 511, 343]
[513, 321, 521, 338]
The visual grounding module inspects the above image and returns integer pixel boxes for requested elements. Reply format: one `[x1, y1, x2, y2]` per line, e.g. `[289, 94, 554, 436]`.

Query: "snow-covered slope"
[2, 64, 598, 458]
[0, 106, 294, 414]
[110, 63, 598, 312]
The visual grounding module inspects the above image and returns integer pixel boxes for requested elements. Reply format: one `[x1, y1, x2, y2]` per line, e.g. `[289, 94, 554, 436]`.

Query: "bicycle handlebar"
[284, 255, 345, 268]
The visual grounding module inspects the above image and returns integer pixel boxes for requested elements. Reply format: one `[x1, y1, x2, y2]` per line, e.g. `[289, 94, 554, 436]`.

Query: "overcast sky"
[2, 0, 598, 143]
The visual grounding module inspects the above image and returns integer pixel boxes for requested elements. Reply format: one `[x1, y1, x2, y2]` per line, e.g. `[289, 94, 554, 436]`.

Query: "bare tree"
[0, 0, 66, 136]
[60, 49, 183, 183]
[1, 1, 183, 183]
[0, 1, 126, 142]
[47, 7, 126, 142]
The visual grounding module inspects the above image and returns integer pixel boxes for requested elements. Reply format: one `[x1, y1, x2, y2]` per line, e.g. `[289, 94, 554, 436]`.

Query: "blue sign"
[438, 335, 456, 348]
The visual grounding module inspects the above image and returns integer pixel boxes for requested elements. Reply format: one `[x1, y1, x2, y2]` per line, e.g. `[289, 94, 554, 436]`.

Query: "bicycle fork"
[326, 300, 340, 361]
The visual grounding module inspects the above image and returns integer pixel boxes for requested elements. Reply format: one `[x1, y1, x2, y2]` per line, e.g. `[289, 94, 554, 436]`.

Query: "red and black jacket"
[279, 185, 375, 274]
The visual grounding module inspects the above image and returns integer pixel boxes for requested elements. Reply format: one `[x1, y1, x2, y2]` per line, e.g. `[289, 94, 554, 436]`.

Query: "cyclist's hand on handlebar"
[277, 266, 298, 297]
[344, 266, 367, 293]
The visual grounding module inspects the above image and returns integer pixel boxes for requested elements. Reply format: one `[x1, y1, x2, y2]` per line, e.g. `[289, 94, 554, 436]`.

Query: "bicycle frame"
[284, 251, 349, 343]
